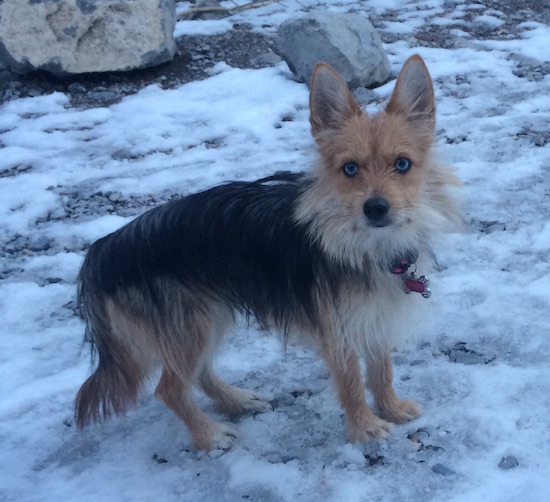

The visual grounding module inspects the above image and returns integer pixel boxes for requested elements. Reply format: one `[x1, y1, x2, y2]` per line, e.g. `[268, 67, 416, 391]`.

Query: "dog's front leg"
[366, 352, 421, 424]
[320, 342, 391, 441]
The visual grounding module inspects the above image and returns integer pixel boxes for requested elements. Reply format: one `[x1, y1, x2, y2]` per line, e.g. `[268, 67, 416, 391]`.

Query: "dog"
[75, 55, 461, 451]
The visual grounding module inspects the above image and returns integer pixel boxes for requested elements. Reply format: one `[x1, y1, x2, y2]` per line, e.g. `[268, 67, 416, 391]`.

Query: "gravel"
[1, 1, 547, 109]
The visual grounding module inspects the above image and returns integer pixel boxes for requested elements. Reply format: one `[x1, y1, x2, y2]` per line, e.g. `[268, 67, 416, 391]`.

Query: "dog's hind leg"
[198, 363, 272, 417]
[195, 305, 271, 417]
[154, 367, 237, 451]
[366, 352, 421, 424]
[152, 299, 241, 451]
[320, 341, 391, 441]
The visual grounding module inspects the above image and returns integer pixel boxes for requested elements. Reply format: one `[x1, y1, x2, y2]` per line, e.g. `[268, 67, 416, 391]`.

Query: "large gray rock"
[278, 12, 391, 89]
[0, 0, 176, 75]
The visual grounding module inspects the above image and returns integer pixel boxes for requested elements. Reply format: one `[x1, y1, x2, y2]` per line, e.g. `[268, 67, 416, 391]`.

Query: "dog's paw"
[380, 399, 422, 424]
[210, 423, 238, 450]
[347, 413, 392, 442]
[240, 393, 273, 414]
[193, 422, 238, 451]
[221, 389, 273, 417]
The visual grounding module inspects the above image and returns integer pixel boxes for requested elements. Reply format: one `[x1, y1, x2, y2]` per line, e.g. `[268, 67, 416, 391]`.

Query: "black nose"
[363, 196, 390, 225]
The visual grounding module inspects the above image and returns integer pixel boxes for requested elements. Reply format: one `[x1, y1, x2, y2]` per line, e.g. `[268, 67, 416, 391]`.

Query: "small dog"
[75, 55, 461, 451]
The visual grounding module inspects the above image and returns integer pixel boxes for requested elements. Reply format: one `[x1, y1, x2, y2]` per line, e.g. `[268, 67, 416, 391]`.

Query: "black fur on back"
[78, 172, 364, 335]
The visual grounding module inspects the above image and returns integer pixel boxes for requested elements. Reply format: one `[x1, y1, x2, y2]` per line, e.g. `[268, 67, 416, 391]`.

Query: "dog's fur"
[75, 55, 461, 451]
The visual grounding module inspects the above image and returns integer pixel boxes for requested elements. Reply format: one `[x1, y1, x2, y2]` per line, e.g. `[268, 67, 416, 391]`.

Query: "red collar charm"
[391, 255, 432, 299]
[403, 272, 431, 298]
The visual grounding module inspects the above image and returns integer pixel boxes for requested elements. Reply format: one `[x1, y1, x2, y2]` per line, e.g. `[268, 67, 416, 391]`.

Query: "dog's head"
[297, 55, 461, 271]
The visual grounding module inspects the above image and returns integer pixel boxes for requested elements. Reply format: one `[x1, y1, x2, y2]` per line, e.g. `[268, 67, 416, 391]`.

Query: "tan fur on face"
[296, 56, 462, 271]
[313, 112, 431, 223]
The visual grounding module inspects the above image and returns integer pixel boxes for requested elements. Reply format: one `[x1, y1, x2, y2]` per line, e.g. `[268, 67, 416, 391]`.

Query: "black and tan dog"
[75, 55, 461, 451]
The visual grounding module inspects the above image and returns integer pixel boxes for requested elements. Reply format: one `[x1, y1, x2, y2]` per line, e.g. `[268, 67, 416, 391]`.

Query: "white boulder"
[0, 0, 176, 75]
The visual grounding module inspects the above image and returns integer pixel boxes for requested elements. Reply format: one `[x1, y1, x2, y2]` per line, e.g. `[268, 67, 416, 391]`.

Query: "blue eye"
[395, 157, 412, 173]
[342, 162, 359, 177]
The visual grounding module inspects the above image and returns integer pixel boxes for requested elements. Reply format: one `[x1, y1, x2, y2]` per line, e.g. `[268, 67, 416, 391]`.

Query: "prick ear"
[309, 63, 361, 137]
[386, 55, 435, 131]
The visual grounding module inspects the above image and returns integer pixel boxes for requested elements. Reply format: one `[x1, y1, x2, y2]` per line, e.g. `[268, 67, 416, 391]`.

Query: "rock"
[410, 359, 428, 366]
[277, 12, 391, 89]
[269, 393, 296, 409]
[407, 428, 431, 443]
[451, 351, 486, 364]
[364, 454, 385, 466]
[484, 221, 506, 233]
[530, 135, 546, 147]
[82, 86, 122, 104]
[250, 50, 282, 68]
[472, 218, 506, 234]
[499, 455, 519, 470]
[446, 343, 494, 365]
[48, 207, 67, 220]
[111, 148, 134, 161]
[0, 0, 176, 75]
[432, 463, 455, 476]
[152, 453, 168, 464]
[352, 87, 379, 107]
[67, 82, 87, 94]
[44, 277, 63, 285]
[187, 0, 228, 21]
[28, 236, 51, 252]
[108, 192, 123, 202]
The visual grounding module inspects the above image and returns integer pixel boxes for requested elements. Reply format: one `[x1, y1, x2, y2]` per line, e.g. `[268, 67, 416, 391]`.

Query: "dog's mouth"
[367, 218, 392, 228]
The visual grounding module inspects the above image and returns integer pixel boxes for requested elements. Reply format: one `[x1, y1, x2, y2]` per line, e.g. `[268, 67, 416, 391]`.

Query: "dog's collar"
[390, 253, 431, 299]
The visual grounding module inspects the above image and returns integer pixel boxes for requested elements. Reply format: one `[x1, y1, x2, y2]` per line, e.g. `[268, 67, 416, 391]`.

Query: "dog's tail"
[75, 252, 146, 428]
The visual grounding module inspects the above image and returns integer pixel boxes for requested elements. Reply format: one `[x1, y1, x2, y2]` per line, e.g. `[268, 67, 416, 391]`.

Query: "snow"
[174, 19, 234, 37]
[1, 0, 550, 501]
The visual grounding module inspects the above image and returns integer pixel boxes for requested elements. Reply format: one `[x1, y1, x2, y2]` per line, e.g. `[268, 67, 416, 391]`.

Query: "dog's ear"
[386, 55, 435, 132]
[309, 63, 361, 136]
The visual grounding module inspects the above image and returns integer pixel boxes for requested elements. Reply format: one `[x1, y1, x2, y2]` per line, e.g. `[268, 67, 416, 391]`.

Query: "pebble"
[67, 82, 87, 94]
[408, 428, 431, 443]
[152, 453, 168, 464]
[432, 463, 455, 476]
[28, 236, 51, 252]
[498, 455, 519, 470]
[250, 50, 282, 68]
[108, 192, 122, 202]
[49, 207, 67, 220]
[111, 148, 134, 160]
[27, 88, 42, 97]
[44, 277, 62, 285]
[484, 221, 506, 233]
[448, 348, 487, 365]
[352, 87, 379, 106]
[187, 0, 228, 21]
[269, 393, 296, 409]
[410, 359, 428, 366]
[87, 90, 119, 102]
[530, 135, 546, 147]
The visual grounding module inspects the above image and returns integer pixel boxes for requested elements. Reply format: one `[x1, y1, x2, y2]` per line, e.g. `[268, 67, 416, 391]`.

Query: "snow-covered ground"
[1, 1, 550, 500]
